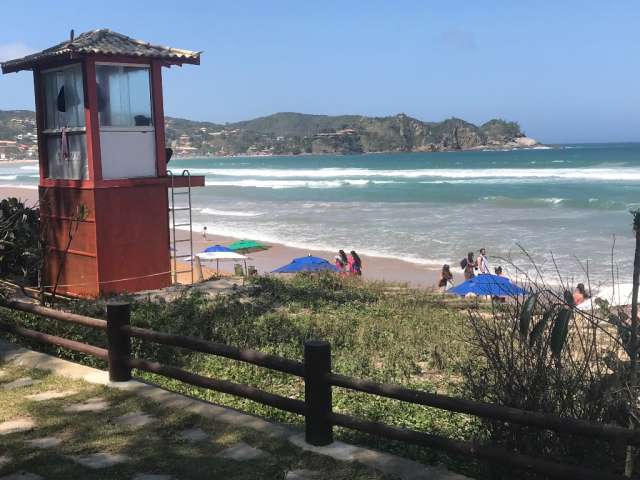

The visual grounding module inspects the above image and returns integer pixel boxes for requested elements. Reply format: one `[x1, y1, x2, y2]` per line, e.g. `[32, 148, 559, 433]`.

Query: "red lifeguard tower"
[1, 29, 204, 297]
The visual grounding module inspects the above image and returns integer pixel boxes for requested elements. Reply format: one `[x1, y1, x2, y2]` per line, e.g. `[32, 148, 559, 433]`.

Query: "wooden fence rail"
[0, 298, 634, 480]
[123, 323, 304, 377]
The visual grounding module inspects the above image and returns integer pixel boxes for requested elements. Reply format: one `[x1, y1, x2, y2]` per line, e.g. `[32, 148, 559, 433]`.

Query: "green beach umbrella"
[228, 239, 269, 254]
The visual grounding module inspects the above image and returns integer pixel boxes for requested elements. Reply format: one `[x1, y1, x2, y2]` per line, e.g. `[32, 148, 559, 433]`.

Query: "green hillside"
[0, 109, 535, 159]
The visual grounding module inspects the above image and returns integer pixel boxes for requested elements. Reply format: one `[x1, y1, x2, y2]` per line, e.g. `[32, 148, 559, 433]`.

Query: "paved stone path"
[69, 452, 130, 469]
[285, 470, 321, 479]
[25, 390, 77, 402]
[114, 411, 155, 428]
[177, 428, 208, 442]
[216, 442, 269, 461]
[132, 474, 176, 480]
[0, 473, 44, 480]
[1, 378, 39, 390]
[0, 419, 35, 436]
[26, 437, 62, 449]
[63, 397, 109, 413]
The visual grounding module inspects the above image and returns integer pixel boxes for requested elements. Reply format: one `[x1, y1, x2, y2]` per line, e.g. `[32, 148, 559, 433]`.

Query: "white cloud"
[0, 43, 35, 62]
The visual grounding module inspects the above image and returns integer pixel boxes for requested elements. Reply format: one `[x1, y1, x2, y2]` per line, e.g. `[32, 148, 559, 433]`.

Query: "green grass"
[0, 361, 392, 479]
[0, 273, 482, 477]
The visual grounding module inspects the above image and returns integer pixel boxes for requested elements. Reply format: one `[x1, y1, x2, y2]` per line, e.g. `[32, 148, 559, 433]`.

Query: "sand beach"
[0, 186, 442, 288]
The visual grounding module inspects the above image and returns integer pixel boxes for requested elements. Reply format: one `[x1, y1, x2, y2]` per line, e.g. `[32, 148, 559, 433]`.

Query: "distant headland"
[0, 109, 541, 160]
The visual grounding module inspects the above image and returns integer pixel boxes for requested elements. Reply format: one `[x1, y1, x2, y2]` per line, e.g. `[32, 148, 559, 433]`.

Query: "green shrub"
[459, 288, 629, 478]
[0, 197, 40, 284]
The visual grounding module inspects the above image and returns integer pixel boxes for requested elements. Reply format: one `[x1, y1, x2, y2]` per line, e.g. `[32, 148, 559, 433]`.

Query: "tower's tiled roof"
[1, 29, 200, 73]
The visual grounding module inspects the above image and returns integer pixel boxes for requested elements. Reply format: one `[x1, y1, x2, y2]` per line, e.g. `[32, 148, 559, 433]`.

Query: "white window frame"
[95, 62, 154, 132]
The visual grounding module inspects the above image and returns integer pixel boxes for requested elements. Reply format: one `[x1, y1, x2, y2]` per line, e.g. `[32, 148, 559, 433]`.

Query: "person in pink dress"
[335, 250, 348, 275]
[348, 250, 362, 276]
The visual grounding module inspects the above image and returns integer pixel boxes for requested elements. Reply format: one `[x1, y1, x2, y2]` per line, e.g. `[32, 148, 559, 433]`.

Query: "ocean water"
[3, 143, 640, 284]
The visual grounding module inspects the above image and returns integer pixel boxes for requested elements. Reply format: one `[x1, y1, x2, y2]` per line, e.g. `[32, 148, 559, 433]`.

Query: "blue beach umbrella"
[272, 255, 339, 273]
[450, 274, 527, 297]
[204, 245, 234, 253]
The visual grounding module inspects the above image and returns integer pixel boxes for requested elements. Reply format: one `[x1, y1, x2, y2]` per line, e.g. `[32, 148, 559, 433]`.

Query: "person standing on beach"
[476, 248, 490, 274]
[349, 250, 362, 276]
[339, 250, 349, 267]
[336, 250, 349, 276]
[202, 226, 208, 240]
[463, 252, 475, 280]
[438, 264, 453, 290]
[573, 283, 589, 305]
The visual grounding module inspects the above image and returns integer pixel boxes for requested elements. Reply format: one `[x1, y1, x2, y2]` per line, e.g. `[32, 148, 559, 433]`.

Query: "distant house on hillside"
[0, 140, 19, 159]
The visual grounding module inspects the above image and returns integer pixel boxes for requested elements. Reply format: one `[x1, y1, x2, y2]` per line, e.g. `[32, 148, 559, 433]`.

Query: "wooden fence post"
[106, 301, 131, 382]
[304, 340, 333, 446]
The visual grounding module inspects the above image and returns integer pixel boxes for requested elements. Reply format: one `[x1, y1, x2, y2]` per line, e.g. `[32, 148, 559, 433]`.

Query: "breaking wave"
[205, 179, 373, 189]
[180, 222, 449, 268]
[181, 166, 640, 182]
[479, 196, 631, 210]
[199, 208, 264, 217]
[0, 184, 37, 190]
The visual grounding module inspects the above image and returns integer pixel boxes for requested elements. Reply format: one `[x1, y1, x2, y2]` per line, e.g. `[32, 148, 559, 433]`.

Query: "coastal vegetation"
[1, 267, 637, 478]
[0, 197, 40, 285]
[0, 109, 535, 159]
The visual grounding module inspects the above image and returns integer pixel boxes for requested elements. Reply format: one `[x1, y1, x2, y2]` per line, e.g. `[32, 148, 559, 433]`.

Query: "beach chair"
[248, 265, 258, 276]
[234, 263, 245, 276]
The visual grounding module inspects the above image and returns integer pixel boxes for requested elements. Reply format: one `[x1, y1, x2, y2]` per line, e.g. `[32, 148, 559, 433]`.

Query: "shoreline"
[169, 144, 552, 161]
[0, 186, 442, 288]
[179, 230, 441, 288]
[0, 143, 553, 166]
[0, 159, 38, 164]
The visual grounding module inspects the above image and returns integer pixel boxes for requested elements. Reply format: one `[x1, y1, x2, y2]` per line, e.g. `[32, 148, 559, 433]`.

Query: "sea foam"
[205, 179, 373, 189]
[199, 208, 264, 217]
[181, 166, 640, 182]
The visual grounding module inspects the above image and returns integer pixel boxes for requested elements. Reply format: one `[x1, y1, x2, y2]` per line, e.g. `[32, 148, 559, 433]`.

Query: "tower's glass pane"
[41, 64, 85, 129]
[46, 133, 88, 180]
[96, 65, 153, 127]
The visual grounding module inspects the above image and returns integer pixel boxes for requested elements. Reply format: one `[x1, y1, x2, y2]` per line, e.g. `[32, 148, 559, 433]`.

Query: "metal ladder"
[168, 169, 194, 285]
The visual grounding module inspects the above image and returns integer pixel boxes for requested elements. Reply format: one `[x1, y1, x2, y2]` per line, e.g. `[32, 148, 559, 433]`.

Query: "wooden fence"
[0, 299, 636, 480]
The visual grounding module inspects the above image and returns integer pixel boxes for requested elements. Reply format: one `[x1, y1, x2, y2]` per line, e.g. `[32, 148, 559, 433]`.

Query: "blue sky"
[1, 1, 639, 143]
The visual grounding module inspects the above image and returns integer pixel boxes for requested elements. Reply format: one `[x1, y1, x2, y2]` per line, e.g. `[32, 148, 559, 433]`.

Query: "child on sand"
[334, 255, 346, 274]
